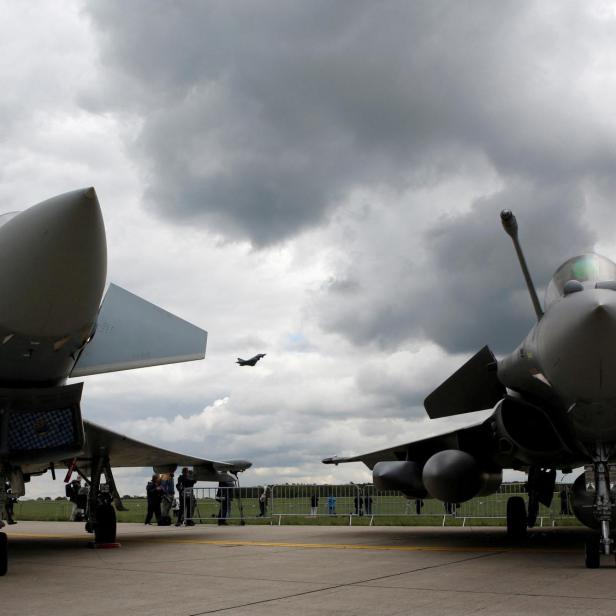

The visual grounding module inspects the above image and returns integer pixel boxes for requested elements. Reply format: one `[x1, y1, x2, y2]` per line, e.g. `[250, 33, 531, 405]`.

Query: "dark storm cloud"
[82, 1, 616, 245]
[81, 1, 615, 355]
[317, 181, 597, 354]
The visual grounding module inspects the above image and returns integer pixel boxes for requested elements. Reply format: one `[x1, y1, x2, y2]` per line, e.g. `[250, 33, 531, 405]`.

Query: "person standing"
[216, 480, 234, 524]
[327, 494, 336, 515]
[258, 486, 269, 517]
[145, 475, 163, 525]
[4, 483, 15, 525]
[159, 473, 175, 526]
[415, 498, 424, 515]
[310, 492, 319, 516]
[560, 487, 571, 515]
[353, 494, 363, 516]
[176, 468, 196, 526]
[364, 494, 373, 516]
[66, 477, 87, 521]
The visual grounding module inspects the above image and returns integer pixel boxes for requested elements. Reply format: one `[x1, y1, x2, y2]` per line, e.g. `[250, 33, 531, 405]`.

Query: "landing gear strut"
[79, 450, 123, 546]
[586, 443, 615, 567]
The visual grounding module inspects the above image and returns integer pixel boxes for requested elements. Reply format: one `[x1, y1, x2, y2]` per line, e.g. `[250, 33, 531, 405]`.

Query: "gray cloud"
[82, 2, 616, 246]
[316, 181, 596, 354]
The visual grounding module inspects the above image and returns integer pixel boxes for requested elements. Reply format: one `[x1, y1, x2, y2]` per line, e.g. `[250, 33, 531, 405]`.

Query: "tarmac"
[2, 522, 616, 615]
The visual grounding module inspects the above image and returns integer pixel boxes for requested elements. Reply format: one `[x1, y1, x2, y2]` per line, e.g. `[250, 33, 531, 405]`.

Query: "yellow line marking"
[6, 533, 579, 554]
[151, 539, 578, 554]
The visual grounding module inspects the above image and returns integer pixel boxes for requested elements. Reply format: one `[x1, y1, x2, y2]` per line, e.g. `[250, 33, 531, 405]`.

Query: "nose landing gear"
[585, 443, 616, 568]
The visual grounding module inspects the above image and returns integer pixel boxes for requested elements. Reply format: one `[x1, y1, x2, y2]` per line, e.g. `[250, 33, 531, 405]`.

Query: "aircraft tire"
[506, 496, 527, 541]
[94, 504, 117, 544]
[585, 536, 600, 569]
[0, 532, 7, 576]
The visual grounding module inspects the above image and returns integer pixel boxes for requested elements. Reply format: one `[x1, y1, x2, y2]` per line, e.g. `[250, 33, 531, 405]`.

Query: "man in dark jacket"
[175, 468, 196, 526]
[4, 483, 15, 525]
[145, 475, 163, 525]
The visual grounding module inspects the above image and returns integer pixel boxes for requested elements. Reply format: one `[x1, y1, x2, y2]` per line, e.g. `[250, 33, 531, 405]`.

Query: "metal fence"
[14, 483, 577, 526]
[181, 486, 269, 524]
[267, 483, 576, 526]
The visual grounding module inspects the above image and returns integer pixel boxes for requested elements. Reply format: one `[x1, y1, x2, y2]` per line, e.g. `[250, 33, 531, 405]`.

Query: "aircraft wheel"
[585, 536, 600, 569]
[527, 498, 539, 529]
[0, 532, 7, 576]
[506, 496, 527, 541]
[94, 504, 117, 544]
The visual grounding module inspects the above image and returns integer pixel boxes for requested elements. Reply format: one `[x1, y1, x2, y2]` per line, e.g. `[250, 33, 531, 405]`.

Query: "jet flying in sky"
[0, 188, 251, 575]
[236, 354, 266, 366]
[325, 210, 616, 568]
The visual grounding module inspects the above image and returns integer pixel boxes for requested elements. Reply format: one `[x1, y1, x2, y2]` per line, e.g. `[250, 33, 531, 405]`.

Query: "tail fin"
[71, 284, 207, 377]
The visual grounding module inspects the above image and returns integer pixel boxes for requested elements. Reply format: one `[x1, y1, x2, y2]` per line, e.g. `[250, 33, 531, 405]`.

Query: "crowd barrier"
[11, 483, 578, 526]
[182, 483, 576, 526]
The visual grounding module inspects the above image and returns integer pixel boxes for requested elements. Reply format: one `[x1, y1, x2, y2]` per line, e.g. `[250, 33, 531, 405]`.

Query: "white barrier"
[269, 483, 576, 527]
[180, 486, 271, 524]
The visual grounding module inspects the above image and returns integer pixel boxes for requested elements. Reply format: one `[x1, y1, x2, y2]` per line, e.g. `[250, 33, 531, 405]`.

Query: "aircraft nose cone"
[538, 289, 616, 402]
[0, 188, 107, 337]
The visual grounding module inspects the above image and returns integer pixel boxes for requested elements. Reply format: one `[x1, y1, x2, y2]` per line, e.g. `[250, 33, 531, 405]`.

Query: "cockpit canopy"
[545, 253, 616, 307]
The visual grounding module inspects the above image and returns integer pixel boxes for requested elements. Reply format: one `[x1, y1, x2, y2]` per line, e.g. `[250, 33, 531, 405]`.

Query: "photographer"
[65, 478, 87, 522]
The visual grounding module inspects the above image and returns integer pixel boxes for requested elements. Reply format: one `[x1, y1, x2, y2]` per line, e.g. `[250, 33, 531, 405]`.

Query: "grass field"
[11, 491, 582, 527]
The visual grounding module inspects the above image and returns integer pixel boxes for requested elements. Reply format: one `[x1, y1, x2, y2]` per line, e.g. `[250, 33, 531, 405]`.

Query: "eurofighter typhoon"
[0, 188, 251, 575]
[324, 210, 616, 568]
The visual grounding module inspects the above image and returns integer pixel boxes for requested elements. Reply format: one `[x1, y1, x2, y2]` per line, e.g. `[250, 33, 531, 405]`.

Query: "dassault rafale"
[0, 188, 251, 575]
[324, 210, 616, 568]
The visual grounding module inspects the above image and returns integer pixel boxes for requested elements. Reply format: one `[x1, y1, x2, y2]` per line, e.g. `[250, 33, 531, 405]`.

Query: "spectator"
[216, 481, 234, 525]
[353, 494, 363, 516]
[415, 498, 424, 515]
[310, 492, 319, 517]
[364, 494, 373, 516]
[4, 483, 15, 525]
[327, 494, 337, 515]
[258, 486, 269, 517]
[65, 478, 87, 521]
[560, 487, 571, 515]
[145, 475, 163, 525]
[159, 473, 175, 526]
[175, 467, 196, 526]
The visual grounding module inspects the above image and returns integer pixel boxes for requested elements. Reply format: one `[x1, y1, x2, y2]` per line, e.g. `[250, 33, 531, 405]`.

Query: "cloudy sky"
[4, 1, 616, 497]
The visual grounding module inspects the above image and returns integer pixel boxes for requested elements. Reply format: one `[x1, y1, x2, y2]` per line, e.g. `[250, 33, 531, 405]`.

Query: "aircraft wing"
[72, 420, 251, 481]
[322, 410, 495, 470]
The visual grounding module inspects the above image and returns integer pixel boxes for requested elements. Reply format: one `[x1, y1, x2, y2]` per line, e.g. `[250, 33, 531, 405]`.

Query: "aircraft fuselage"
[498, 255, 616, 446]
[0, 188, 106, 386]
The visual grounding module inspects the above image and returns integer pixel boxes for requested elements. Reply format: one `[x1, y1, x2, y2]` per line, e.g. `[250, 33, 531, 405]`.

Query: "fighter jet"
[236, 354, 266, 366]
[0, 188, 251, 575]
[324, 209, 616, 568]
